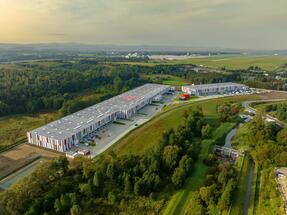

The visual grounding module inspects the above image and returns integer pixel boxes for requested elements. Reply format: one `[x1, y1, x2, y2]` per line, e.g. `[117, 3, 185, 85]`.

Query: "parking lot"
[70, 92, 177, 157]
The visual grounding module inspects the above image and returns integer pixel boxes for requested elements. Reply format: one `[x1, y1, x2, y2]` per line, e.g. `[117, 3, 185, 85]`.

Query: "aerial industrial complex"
[27, 84, 172, 152]
[182, 82, 249, 96]
[27, 82, 250, 154]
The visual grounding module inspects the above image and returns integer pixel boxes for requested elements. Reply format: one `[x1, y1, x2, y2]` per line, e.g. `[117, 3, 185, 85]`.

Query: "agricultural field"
[117, 55, 287, 71]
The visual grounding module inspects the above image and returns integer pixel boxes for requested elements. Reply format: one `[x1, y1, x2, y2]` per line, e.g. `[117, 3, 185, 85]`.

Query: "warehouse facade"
[27, 84, 171, 152]
[182, 82, 249, 96]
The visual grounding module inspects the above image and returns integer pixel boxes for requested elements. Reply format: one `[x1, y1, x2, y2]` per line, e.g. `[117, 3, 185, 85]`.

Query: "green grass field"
[229, 156, 251, 215]
[0, 112, 59, 150]
[248, 163, 259, 215]
[212, 122, 237, 145]
[142, 74, 189, 86]
[117, 55, 287, 71]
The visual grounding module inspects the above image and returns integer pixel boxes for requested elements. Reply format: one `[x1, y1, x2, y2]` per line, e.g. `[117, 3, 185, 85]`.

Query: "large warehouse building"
[27, 84, 171, 152]
[182, 82, 249, 96]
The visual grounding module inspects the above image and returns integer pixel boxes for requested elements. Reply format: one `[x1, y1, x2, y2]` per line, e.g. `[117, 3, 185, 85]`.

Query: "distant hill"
[0, 43, 286, 54]
[0, 43, 286, 63]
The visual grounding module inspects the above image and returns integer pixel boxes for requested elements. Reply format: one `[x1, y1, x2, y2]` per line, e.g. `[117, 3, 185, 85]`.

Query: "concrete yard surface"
[75, 93, 177, 157]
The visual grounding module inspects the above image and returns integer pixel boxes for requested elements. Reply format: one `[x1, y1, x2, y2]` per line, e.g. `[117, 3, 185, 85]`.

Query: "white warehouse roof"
[30, 83, 170, 140]
[183, 82, 247, 90]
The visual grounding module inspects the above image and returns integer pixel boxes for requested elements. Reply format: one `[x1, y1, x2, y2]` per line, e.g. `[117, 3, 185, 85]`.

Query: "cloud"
[0, 0, 286, 49]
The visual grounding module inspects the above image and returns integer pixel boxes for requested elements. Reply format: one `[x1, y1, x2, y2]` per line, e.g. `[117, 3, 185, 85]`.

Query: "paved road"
[243, 99, 287, 127]
[224, 128, 237, 149]
[224, 115, 252, 149]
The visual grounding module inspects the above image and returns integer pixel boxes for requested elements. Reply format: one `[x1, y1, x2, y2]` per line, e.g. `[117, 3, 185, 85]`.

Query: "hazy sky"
[0, 0, 286, 49]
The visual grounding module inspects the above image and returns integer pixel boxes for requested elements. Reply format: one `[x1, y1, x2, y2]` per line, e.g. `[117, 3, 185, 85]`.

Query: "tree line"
[0, 108, 213, 215]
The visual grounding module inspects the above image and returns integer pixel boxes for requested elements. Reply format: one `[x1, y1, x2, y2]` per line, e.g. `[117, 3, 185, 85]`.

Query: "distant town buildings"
[124, 52, 145, 59]
[27, 84, 172, 152]
[182, 82, 249, 96]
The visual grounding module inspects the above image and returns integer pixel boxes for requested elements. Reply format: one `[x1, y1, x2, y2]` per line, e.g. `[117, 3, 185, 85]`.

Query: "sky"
[0, 0, 286, 50]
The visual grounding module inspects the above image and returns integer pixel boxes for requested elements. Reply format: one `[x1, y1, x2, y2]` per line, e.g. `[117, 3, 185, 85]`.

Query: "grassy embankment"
[248, 163, 259, 215]
[229, 155, 251, 215]
[117, 55, 287, 71]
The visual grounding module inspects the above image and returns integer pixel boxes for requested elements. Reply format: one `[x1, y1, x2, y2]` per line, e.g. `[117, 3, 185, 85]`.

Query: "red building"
[180, 93, 190, 100]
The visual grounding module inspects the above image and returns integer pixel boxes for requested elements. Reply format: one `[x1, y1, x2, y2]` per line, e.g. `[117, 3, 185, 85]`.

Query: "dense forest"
[0, 61, 243, 117]
[0, 108, 211, 214]
[0, 61, 145, 116]
[1, 59, 286, 117]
